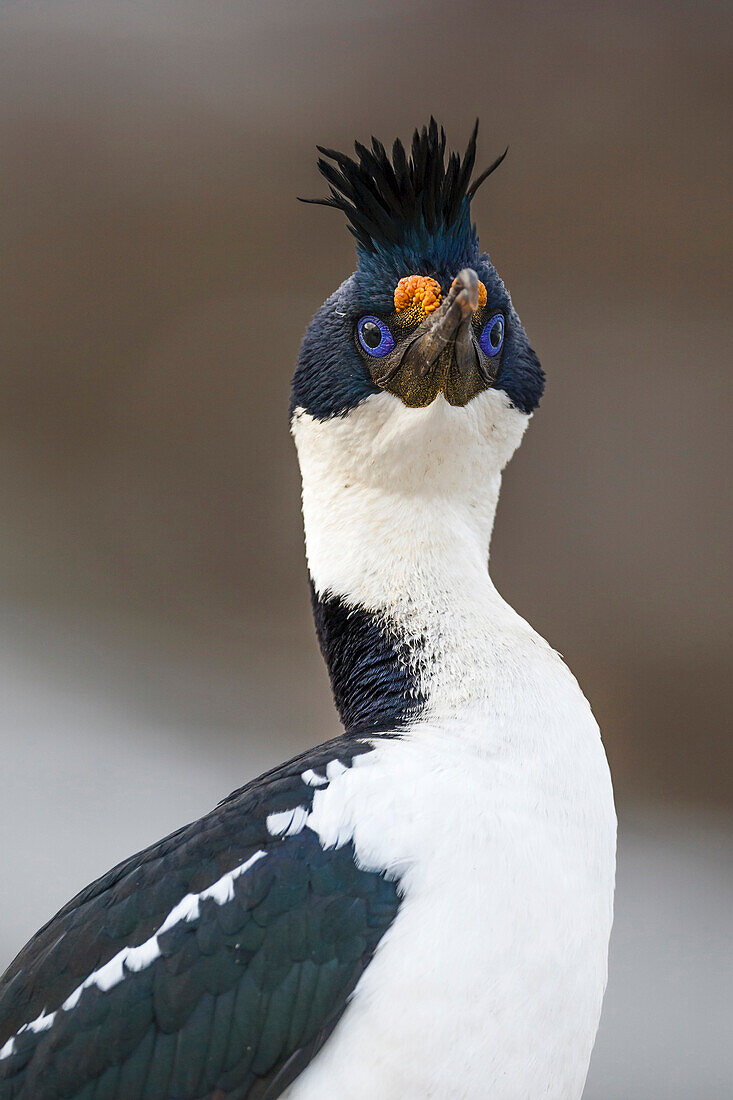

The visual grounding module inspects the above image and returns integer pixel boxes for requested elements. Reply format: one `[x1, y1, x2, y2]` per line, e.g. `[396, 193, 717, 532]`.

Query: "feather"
[299, 120, 507, 254]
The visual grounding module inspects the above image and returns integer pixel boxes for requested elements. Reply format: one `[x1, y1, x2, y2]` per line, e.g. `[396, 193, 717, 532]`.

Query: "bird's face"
[291, 253, 542, 483]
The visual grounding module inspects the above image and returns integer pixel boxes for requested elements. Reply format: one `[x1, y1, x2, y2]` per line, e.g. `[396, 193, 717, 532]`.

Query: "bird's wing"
[0, 735, 400, 1099]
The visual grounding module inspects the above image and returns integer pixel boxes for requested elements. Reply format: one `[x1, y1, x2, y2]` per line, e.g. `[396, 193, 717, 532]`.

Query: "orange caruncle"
[393, 275, 442, 315]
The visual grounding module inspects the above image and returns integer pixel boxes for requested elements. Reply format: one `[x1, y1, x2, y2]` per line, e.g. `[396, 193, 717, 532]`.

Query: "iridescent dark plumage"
[300, 118, 507, 255]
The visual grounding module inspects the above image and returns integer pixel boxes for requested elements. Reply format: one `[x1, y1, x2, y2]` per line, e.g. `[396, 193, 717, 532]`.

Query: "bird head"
[291, 120, 544, 507]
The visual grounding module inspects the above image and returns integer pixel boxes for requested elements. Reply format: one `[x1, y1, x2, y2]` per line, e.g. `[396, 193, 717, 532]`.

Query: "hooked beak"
[368, 269, 497, 408]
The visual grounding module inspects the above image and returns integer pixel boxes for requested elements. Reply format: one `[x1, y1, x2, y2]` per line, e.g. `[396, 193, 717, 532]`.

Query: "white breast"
[285, 642, 616, 1100]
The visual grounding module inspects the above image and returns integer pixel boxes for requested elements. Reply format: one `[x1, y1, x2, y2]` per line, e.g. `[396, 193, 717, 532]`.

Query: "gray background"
[0, 2, 730, 1096]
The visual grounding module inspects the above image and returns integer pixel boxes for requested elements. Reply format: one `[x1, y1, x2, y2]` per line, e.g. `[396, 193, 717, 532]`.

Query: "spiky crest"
[300, 119, 507, 255]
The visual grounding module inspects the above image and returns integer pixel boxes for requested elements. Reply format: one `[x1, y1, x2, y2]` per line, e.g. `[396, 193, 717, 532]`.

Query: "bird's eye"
[478, 313, 505, 357]
[357, 316, 395, 357]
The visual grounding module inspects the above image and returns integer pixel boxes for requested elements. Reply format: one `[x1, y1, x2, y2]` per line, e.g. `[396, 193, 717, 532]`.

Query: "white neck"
[292, 389, 543, 719]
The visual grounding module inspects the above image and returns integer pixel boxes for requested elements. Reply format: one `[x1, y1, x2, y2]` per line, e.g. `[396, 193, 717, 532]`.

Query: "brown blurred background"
[0, 2, 730, 1096]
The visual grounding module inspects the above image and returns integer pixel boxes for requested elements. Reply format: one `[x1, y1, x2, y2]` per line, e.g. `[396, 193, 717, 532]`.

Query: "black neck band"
[310, 582, 425, 734]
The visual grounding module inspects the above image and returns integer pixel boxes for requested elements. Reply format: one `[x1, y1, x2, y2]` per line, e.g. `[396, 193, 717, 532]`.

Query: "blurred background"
[0, 1, 730, 1095]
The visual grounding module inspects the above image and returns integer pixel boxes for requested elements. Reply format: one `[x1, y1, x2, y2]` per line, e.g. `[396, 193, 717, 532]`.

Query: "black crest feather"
[300, 118, 507, 253]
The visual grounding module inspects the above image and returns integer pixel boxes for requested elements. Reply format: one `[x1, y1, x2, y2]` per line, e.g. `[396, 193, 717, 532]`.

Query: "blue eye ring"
[478, 313, 505, 357]
[357, 315, 395, 357]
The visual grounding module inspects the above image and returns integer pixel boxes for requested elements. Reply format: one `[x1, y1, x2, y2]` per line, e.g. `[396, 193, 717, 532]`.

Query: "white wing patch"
[0, 849, 266, 1062]
[301, 768, 328, 787]
[268, 756, 369, 840]
[266, 806, 310, 837]
[268, 759, 367, 853]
